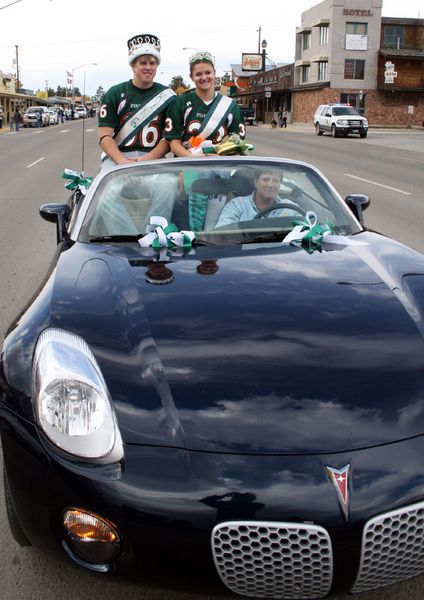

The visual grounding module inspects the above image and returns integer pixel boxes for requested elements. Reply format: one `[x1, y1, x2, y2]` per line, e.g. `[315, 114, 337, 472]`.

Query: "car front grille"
[352, 500, 424, 593]
[349, 120, 363, 127]
[211, 521, 333, 599]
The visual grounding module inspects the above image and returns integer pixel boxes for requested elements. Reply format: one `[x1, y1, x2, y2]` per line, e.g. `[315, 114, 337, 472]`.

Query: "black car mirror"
[40, 203, 70, 244]
[344, 194, 370, 227]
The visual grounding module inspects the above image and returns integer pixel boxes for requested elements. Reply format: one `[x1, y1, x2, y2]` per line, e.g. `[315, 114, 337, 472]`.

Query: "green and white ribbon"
[283, 211, 368, 253]
[138, 216, 196, 250]
[62, 169, 93, 195]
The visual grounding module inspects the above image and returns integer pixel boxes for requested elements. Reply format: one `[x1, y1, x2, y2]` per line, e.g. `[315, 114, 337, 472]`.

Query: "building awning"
[311, 19, 330, 27]
[311, 55, 329, 62]
[380, 48, 424, 59]
[296, 27, 312, 34]
[295, 60, 311, 67]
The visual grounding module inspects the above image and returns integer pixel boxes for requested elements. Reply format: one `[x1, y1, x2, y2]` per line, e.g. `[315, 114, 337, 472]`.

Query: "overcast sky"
[0, 0, 422, 97]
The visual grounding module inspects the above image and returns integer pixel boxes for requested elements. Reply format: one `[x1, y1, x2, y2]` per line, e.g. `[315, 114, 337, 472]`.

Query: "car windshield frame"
[74, 158, 362, 246]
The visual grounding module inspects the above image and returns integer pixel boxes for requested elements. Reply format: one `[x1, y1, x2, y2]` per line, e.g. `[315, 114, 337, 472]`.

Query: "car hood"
[11, 231, 424, 455]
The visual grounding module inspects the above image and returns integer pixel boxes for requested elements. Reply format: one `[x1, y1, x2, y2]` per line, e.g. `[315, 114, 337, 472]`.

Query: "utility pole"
[15, 44, 20, 90]
[257, 26, 261, 54]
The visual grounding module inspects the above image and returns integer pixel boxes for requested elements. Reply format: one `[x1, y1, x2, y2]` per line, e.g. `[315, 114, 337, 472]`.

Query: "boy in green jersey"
[97, 34, 177, 231]
[98, 33, 175, 166]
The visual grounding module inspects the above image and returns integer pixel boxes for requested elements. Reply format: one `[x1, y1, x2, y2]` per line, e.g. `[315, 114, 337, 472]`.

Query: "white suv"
[314, 104, 368, 138]
[23, 106, 50, 127]
[74, 106, 87, 119]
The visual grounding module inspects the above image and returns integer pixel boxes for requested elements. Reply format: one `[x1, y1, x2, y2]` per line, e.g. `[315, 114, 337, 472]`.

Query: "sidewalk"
[257, 121, 424, 131]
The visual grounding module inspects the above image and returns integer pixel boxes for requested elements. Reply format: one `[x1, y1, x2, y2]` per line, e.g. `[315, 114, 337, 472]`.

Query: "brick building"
[237, 0, 424, 126]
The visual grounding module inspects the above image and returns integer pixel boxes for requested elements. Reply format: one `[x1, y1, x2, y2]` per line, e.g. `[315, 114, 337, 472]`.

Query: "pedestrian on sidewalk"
[13, 108, 21, 131]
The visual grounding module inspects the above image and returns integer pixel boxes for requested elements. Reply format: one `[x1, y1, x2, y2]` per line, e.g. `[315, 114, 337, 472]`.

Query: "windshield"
[332, 106, 360, 116]
[78, 160, 361, 245]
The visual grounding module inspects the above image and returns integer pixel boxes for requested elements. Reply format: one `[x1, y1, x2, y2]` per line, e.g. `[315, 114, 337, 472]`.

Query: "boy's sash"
[113, 88, 175, 148]
[195, 93, 236, 140]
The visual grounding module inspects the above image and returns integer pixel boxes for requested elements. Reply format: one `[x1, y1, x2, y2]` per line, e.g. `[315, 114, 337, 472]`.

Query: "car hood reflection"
[24, 232, 424, 454]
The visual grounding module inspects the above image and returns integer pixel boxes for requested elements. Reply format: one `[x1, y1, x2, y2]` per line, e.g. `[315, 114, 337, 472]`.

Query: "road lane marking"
[26, 157, 45, 168]
[59, 129, 70, 132]
[85, 128, 95, 132]
[344, 173, 412, 195]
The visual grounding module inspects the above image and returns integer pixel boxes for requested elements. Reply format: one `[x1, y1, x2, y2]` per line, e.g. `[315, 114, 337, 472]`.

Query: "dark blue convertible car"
[2, 156, 424, 599]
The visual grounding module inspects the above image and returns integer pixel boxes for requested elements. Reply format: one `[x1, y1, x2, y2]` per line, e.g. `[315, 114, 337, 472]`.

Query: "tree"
[170, 75, 189, 94]
[95, 86, 105, 102]
[56, 85, 68, 97]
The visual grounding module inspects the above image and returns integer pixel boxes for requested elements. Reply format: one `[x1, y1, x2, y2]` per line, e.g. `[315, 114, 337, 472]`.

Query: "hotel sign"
[343, 9, 373, 16]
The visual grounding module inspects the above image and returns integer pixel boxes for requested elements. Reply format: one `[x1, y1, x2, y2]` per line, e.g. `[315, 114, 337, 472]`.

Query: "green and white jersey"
[98, 80, 175, 153]
[165, 91, 245, 144]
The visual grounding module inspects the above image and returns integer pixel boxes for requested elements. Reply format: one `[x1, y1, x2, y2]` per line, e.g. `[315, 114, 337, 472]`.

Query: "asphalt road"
[0, 121, 424, 600]
[246, 123, 424, 253]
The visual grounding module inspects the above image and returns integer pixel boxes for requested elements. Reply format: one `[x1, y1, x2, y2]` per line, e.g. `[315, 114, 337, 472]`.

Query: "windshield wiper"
[89, 234, 142, 243]
[192, 237, 217, 247]
[89, 234, 217, 246]
[239, 231, 288, 244]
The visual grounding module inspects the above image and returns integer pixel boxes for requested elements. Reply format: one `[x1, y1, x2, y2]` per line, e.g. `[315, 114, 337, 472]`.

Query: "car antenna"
[81, 106, 86, 175]
[80, 73, 87, 175]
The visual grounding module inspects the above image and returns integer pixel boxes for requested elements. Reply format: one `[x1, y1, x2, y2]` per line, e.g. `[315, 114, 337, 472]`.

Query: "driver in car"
[215, 170, 299, 228]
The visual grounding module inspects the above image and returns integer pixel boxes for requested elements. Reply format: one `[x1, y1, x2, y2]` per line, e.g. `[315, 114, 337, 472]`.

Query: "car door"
[321, 107, 333, 132]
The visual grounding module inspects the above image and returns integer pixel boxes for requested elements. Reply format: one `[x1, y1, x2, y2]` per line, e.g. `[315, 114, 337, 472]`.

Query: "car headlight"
[32, 328, 123, 462]
[336, 119, 349, 126]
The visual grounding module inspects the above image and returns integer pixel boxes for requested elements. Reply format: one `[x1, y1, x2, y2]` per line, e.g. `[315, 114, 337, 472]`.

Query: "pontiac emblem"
[326, 464, 350, 521]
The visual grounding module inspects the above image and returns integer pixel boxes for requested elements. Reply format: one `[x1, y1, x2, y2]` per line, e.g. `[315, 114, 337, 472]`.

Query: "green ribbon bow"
[138, 217, 196, 251]
[62, 169, 93, 194]
[291, 211, 334, 254]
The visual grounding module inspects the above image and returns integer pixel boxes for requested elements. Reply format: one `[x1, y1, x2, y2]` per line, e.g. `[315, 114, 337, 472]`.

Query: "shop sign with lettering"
[343, 9, 373, 16]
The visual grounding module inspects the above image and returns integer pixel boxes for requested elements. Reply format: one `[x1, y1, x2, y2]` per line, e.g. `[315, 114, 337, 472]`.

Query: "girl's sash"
[195, 93, 236, 140]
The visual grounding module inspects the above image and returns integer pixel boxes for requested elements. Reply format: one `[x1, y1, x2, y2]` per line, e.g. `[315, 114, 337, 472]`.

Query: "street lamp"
[261, 39, 267, 72]
[71, 62, 97, 117]
[0, 0, 51, 8]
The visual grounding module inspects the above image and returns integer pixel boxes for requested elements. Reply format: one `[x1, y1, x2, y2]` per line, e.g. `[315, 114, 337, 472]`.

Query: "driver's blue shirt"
[215, 193, 298, 228]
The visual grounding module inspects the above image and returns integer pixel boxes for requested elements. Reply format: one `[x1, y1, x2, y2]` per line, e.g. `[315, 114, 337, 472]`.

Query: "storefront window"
[303, 32, 311, 50]
[302, 65, 310, 83]
[384, 26, 405, 48]
[340, 92, 366, 114]
[320, 26, 329, 45]
[318, 62, 328, 81]
[344, 59, 365, 80]
[346, 22, 368, 35]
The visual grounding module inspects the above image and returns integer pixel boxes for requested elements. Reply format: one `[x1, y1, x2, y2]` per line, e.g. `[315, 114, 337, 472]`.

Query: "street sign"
[265, 91, 271, 98]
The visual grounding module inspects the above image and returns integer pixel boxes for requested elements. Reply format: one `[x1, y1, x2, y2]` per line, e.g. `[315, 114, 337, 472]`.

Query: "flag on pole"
[66, 71, 73, 88]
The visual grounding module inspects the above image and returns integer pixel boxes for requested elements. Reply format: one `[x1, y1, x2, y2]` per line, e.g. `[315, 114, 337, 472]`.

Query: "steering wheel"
[253, 202, 306, 219]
